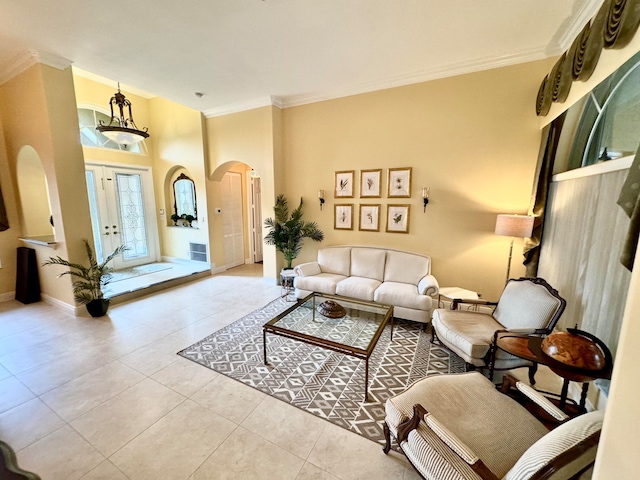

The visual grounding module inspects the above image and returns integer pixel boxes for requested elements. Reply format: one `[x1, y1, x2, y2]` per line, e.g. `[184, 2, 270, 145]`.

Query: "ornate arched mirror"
[173, 173, 197, 225]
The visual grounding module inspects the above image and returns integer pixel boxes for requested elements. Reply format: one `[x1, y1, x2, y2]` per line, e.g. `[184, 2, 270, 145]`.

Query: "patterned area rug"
[178, 297, 465, 446]
[109, 263, 173, 282]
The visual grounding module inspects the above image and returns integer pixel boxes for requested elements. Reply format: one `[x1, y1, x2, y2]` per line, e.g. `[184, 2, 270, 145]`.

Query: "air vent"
[189, 243, 207, 262]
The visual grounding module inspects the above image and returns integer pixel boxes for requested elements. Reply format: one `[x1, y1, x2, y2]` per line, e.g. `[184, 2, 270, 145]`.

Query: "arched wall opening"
[208, 161, 264, 273]
[16, 145, 54, 238]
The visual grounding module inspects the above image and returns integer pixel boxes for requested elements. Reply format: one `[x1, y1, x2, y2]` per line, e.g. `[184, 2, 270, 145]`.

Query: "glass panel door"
[85, 163, 158, 269]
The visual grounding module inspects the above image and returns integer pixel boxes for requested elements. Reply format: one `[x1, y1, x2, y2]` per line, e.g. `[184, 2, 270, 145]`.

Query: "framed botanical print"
[386, 204, 410, 233]
[334, 204, 354, 230]
[335, 170, 354, 198]
[359, 204, 380, 232]
[388, 167, 412, 198]
[360, 169, 382, 198]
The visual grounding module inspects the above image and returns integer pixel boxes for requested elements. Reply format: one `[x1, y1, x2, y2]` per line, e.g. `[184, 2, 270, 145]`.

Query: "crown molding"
[280, 45, 550, 109]
[0, 49, 72, 86]
[203, 96, 283, 118]
[555, 0, 604, 52]
[72, 67, 156, 99]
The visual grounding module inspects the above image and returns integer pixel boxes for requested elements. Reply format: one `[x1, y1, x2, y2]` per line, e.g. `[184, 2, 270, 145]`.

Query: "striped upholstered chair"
[431, 277, 566, 382]
[383, 372, 603, 480]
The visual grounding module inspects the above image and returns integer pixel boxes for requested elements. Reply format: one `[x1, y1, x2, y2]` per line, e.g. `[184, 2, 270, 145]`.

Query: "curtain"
[523, 113, 566, 276]
[0, 178, 9, 232]
[616, 142, 640, 270]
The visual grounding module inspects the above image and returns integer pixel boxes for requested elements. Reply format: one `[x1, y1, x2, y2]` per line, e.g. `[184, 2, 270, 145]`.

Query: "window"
[78, 108, 144, 154]
[566, 51, 640, 170]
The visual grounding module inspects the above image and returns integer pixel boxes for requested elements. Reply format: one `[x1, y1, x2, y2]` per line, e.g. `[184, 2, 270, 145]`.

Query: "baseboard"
[568, 381, 596, 412]
[40, 293, 79, 315]
[161, 256, 212, 268]
[0, 291, 15, 303]
[212, 265, 226, 274]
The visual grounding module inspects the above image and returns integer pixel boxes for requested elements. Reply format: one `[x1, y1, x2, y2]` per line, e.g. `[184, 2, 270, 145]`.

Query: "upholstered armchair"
[383, 372, 603, 480]
[431, 277, 566, 382]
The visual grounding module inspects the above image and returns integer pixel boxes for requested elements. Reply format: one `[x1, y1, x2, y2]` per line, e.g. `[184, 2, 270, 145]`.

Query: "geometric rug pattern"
[178, 296, 465, 446]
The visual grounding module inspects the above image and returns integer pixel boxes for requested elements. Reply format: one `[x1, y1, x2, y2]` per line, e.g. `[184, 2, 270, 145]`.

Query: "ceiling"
[0, 0, 602, 116]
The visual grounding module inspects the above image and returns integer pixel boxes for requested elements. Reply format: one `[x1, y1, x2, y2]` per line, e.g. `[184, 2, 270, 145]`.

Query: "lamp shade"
[495, 214, 534, 238]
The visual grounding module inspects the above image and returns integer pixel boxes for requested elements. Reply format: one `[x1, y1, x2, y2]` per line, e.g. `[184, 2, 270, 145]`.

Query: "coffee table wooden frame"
[263, 292, 394, 401]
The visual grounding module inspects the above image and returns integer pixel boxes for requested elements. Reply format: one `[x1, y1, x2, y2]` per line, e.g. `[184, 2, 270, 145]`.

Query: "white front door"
[85, 163, 159, 269]
[222, 172, 245, 268]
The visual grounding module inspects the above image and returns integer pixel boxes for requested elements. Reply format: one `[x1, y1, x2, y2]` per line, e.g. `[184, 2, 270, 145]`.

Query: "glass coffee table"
[263, 292, 394, 401]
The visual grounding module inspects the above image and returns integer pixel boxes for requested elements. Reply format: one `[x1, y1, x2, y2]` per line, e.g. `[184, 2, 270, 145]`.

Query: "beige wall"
[0, 116, 19, 298]
[147, 96, 208, 261]
[280, 59, 556, 300]
[205, 106, 281, 276]
[0, 64, 92, 307]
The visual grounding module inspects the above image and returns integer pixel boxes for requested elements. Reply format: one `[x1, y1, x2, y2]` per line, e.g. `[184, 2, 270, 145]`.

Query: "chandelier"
[96, 83, 149, 146]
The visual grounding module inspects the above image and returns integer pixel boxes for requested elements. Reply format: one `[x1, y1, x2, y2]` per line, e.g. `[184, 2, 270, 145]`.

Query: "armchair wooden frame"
[432, 277, 566, 383]
[390, 403, 600, 480]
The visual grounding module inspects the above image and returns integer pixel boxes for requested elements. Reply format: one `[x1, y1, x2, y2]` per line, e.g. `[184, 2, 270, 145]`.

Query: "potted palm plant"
[263, 194, 324, 269]
[43, 239, 129, 317]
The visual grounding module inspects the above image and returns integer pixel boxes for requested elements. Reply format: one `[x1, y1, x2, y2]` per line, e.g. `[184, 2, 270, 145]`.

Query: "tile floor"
[0, 264, 422, 480]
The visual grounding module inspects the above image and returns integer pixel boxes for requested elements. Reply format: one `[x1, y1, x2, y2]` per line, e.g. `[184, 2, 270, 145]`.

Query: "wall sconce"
[422, 187, 430, 212]
[318, 190, 325, 210]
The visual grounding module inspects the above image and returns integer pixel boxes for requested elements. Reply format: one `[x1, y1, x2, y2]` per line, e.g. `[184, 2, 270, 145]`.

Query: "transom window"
[78, 107, 144, 154]
[567, 50, 640, 170]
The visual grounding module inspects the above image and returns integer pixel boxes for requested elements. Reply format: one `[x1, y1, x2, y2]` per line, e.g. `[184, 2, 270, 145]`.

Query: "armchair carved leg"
[528, 363, 538, 386]
[383, 422, 392, 454]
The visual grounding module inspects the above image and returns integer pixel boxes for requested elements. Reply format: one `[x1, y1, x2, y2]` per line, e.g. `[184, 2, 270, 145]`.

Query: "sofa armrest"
[418, 274, 439, 296]
[294, 262, 321, 277]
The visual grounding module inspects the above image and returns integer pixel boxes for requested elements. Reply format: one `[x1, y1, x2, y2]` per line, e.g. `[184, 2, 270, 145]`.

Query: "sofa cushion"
[384, 250, 430, 285]
[350, 248, 386, 281]
[431, 310, 501, 359]
[318, 248, 351, 276]
[336, 276, 381, 301]
[374, 282, 432, 311]
[294, 273, 346, 295]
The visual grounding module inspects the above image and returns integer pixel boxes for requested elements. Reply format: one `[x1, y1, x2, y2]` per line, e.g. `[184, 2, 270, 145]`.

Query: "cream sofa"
[293, 246, 439, 324]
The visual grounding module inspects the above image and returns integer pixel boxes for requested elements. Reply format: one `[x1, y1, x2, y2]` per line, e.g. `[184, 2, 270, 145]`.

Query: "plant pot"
[86, 299, 110, 317]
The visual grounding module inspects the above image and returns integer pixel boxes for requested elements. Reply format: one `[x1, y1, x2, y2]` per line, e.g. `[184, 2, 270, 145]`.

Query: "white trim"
[40, 292, 78, 314]
[0, 292, 15, 303]
[281, 46, 550, 108]
[554, 0, 604, 52]
[552, 156, 633, 183]
[204, 96, 278, 118]
[72, 66, 156, 99]
[0, 49, 72, 86]
[204, 46, 554, 116]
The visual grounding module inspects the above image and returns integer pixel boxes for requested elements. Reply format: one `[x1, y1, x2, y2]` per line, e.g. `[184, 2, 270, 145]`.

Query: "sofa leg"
[383, 422, 392, 454]
[465, 362, 476, 372]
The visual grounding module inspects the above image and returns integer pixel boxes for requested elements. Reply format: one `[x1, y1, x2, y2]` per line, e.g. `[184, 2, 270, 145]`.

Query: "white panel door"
[85, 164, 159, 269]
[250, 176, 263, 263]
[222, 172, 245, 268]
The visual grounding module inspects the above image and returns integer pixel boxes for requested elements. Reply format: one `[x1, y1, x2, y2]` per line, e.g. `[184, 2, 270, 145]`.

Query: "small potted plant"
[43, 239, 129, 317]
[263, 194, 324, 270]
